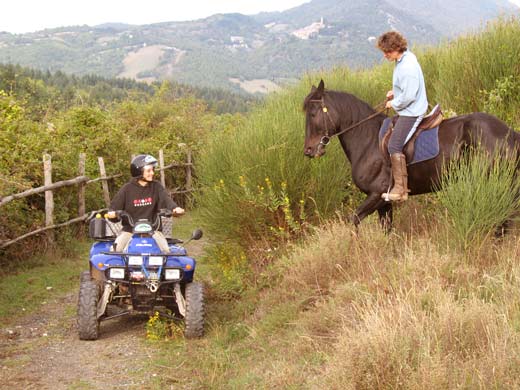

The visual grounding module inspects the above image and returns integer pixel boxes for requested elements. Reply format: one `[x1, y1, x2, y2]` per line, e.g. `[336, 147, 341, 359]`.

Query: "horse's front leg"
[350, 193, 387, 227]
[377, 202, 393, 233]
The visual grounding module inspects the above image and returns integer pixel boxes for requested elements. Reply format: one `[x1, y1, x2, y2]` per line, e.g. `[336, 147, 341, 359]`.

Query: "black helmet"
[130, 154, 158, 178]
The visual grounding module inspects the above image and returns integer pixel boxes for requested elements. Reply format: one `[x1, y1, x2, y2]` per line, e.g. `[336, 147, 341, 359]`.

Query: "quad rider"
[107, 154, 185, 253]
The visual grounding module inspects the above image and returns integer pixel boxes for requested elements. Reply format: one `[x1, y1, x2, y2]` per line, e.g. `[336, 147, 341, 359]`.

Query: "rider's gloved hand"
[106, 211, 117, 219]
[172, 207, 185, 216]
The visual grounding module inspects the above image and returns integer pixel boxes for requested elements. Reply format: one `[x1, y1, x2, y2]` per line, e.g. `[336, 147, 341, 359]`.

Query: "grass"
[147, 214, 520, 389]
[196, 81, 353, 243]
[168, 208, 205, 239]
[420, 16, 520, 125]
[176, 22, 520, 386]
[0, 241, 88, 326]
[435, 146, 520, 251]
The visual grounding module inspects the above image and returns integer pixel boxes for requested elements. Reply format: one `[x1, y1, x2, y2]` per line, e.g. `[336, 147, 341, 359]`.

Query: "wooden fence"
[0, 150, 193, 249]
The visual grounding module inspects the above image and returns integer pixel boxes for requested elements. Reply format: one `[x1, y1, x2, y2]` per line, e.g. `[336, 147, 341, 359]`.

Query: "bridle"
[308, 96, 388, 151]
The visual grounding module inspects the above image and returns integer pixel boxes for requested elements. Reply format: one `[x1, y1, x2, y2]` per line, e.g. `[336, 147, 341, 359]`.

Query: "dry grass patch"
[317, 292, 520, 389]
[258, 217, 520, 389]
[149, 216, 520, 389]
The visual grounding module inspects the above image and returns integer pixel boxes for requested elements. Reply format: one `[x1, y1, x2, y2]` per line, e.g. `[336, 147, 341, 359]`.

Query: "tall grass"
[196, 83, 354, 243]
[435, 146, 520, 251]
[149, 218, 520, 389]
[420, 17, 520, 125]
[196, 68, 398, 243]
[196, 17, 520, 246]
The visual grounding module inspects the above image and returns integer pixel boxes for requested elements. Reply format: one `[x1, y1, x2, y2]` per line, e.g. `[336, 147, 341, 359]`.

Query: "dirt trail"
[0, 240, 208, 390]
[1, 291, 161, 389]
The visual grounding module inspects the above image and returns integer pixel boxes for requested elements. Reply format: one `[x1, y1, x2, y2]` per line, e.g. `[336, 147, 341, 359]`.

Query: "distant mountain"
[0, 0, 517, 93]
[93, 23, 135, 31]
[255, 0, 517, 35]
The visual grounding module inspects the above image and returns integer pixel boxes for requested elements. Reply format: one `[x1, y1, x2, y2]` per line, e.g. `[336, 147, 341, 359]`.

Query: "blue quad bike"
[78, 209, 204, 340]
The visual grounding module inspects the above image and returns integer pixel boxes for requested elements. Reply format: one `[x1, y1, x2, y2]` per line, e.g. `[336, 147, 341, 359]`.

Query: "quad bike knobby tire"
[184, 282, 205, 339]
[80, 270, 91, 283]
[77, 279, 100, 340]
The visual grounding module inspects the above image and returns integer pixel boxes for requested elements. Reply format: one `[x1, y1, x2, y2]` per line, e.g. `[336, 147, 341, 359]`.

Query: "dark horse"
[303, 80, 520, 229]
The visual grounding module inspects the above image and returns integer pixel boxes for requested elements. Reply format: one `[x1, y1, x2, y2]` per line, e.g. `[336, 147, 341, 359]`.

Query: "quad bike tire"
[80, 270, 91, 283]
[77, 280, 100, 340]
[184, 282, 205, 339]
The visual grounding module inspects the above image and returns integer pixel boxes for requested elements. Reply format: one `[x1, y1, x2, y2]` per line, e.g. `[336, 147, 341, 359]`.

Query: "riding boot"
[382, 153, 409, 202]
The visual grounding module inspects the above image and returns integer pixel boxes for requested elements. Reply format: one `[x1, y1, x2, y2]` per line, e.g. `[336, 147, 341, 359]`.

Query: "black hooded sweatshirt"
[109, 178, 177, 232]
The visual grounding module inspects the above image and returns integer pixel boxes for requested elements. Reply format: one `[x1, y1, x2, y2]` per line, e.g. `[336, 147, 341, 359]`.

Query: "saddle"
[380, 104, 443, 163]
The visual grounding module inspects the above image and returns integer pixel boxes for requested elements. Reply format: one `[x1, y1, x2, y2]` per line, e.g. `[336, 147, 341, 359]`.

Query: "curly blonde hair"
[377, 31, 408, 53]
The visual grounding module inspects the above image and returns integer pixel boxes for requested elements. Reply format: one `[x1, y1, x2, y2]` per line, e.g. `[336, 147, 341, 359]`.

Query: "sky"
[0, 0, 311, 34]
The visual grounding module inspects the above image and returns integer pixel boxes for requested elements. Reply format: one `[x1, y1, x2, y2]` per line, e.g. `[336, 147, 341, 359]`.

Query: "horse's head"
[303, 80, 339, 158]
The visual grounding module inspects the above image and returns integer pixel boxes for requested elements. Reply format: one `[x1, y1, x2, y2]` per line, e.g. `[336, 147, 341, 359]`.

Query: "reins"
[309, 97, 388, 148]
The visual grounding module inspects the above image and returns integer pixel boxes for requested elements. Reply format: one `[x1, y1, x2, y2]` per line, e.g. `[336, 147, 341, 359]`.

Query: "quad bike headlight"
[164, 269, 181, 280]
[109, 268, 125, 279]
[128, 256, 143, 266]
[148, 256, 164, 266]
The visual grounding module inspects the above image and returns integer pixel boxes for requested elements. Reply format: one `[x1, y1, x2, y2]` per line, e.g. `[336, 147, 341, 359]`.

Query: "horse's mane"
[303, 89, 377, 120]
[303, 90, 374, 116]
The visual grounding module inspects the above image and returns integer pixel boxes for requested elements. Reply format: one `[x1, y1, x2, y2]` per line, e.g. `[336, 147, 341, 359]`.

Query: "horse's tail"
[513, 128, 520, 144]
[510, 128, 520, 157]
[508, 129, 520, 180]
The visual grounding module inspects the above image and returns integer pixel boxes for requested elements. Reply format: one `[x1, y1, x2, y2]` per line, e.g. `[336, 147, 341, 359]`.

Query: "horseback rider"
[107, 154, 185, 253]
[377, 31, 428, 201]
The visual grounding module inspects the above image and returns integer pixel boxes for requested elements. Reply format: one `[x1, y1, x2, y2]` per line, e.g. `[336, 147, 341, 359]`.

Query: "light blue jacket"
[391, 50, 428, 117]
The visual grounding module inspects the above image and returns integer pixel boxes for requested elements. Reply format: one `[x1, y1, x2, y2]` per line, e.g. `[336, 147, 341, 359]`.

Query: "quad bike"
[77, 209, 204, 340]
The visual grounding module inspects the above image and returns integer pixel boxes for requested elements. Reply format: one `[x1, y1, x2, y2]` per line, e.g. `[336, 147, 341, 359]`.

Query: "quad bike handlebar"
[110, 209, 173, 230]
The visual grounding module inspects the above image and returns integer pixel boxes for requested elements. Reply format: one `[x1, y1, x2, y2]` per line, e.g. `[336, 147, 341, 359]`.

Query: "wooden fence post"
[43, 154, 54, 243]
[43, 154, 54, 227]
[78, 153, 86, 217]
[159, 149, 166, 188]
[98, 157, 111, 208]
[185, 150, 192, 191]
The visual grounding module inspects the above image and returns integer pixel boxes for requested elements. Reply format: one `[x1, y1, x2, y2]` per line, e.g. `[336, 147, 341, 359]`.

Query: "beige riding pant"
[113, 231, 170, 253]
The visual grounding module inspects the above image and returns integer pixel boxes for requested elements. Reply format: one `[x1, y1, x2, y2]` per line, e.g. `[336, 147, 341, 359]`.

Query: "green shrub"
[435, 146, 520, 251]
[145, 311, 184, 340]
[196, 83, 357, 243]
[0, 88, 216, 263]
[204, 241, 251, 298]
[481, 75, 520, 127]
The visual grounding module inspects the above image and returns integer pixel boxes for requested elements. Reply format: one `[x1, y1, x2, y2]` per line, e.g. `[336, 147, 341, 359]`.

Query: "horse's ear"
[310, 85, 317, 92]
[315, 79, 325, 98]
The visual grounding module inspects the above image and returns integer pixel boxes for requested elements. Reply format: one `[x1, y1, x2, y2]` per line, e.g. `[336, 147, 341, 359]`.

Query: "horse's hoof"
[349, 214, 360, 226]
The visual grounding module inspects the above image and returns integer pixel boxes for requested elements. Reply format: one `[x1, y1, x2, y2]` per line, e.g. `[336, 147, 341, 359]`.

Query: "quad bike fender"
[90, 241, 114, 257]
[90, 253, 125, 271]
[168, 244, 187, 255]
[166, 256, 196, 281]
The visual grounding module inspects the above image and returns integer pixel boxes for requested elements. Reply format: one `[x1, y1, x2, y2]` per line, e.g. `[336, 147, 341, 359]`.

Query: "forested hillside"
[0, 63, 257, 116]
[0, 0, 516, 92]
